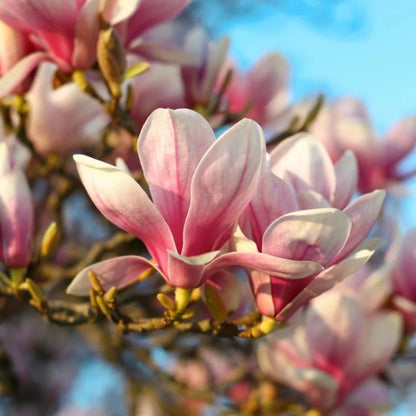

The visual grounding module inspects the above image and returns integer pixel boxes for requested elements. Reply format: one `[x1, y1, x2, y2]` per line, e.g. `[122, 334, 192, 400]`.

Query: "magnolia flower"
[390, 230, 416, 333]
[258, 290, 402, 414]
[0, 0, 190, 95]
[26, 62, 109, 156]
[220, 52, 290, 126]
[181, 28, 230, 107]
[69, 109, 327, 299]
[239, 134, 385, 320]
[67, 108, 265, 294]
[0, 137, 33, 269]
[310, 97, 416, 193]
[0, 0, 106, 71]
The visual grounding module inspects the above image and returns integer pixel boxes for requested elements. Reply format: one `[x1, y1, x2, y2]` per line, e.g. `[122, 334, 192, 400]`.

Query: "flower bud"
[97, 27, 126, 97]
[40, 222, 59, 258]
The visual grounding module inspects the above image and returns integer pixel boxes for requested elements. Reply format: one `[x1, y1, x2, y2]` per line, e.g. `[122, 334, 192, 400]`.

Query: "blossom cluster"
[0, 1, 415, 415]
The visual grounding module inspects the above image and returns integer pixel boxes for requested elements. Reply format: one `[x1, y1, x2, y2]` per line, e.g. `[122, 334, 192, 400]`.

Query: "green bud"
[88, 270, 104, 294]
[156, 293, 176, 310]
[40, 222, 59, 257]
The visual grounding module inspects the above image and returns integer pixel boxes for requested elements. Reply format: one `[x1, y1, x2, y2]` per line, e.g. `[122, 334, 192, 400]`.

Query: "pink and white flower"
[26, 62, 110, 156]
[239, 133, 385, 320]
[258, 289, 402, 414]
[310, 97, 416, 193]
[68, 108, 265, 294]
[220, 52, 290, 126]
[0, 135, 33, 269]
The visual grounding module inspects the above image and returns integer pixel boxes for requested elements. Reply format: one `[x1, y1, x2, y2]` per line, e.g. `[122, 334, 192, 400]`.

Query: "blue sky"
[212, 0, 416, 133]
[207, 0, 416, 230]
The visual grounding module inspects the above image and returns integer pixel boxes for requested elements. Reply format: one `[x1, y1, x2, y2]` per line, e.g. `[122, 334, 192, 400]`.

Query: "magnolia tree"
[0, 1, 415, 415]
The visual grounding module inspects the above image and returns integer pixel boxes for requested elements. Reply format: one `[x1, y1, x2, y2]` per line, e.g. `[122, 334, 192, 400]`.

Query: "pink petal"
[262, 208, 351, 266]
[27, 62, 110, 155]
[0, 0, 78, 35]
[277, 238, 382, 321]
[270, 133, 336, 203]
[0, 170, 33, 268]
[129, 63, 186, 128]
[203, 269, 242, 316]
[296, 190, 331, 210]
[130, 40, 199, 65]
[138, 108, 215, 252]
[66, 255, 155, 296]
[166, 250, 219, 288]
[0, 51, 47, 96]
[73, 154, 176, 272]
[100, 0, 140, 25]
[182, 119, 264, 256]
[244, 158, 298, 246]
[333, 97, 375, 155]
[125, 0, 191, 45]
[334, 190, 385, 261]
[199, 36, 230, 101]
[247, 52, 289, 122]
[346, 311, 402, 386]
[72, 0, 101, 69]
[333, 150, 358, 209]
[343, 379, 391, 412]
[382, 115, 416, 165]
[306, 291, 364, 373]
[208, 251, 322, 278]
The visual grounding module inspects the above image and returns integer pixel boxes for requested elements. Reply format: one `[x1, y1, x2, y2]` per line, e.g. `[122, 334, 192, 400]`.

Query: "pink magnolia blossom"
[0, 136, 33, 268]
[309, 97, 416, 193]
[68, 108, 266, 294]
[0, 0, 103, 72]
[26, 62, 110, 156]
[220, 52, 290, 126]
[258, 290, 402, 414]
[239, 133, 385, 320]
[181, 28, 230, 107]
[0, 0, 189, 94]
[69, 109, 324, 296]
[389, 230, 416, 333]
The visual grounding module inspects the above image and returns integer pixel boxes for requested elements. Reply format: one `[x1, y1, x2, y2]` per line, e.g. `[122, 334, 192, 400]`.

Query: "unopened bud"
[96, 295, 112, 318]
[72, 70, 89, 92]
[88, 270, 104, 294]
[103, 286, 117, 304]
[97, 27, 126, 97]
[175, 287, 191, 313]
[40, 222, 59, 257]
[156, 293, 176, 310]
[89, 288, 98, 309]
[190, 288, 201, 302]
[181, 309, 194, 320]
[204, 284, 227, 323]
